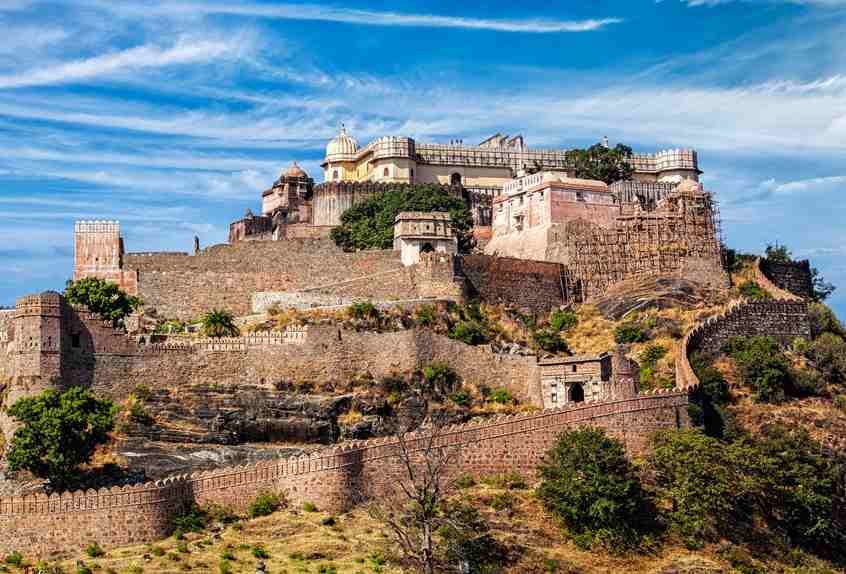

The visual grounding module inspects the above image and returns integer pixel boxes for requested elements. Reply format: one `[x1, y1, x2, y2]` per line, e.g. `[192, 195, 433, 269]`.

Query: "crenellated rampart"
[756, 257, 811, 301]
[0, 389, 690, 557]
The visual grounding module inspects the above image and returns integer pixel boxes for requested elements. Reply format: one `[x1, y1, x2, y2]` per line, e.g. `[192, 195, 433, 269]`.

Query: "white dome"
[325, 126, 358, 161]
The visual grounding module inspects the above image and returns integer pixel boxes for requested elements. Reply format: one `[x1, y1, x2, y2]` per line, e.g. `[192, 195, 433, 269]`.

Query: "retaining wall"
[460, 254, 568, 312]
[0, 389, 690, 557]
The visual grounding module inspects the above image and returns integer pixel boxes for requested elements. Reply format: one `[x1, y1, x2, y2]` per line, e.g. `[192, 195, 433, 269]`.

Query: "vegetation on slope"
[65, 277, 141, 326]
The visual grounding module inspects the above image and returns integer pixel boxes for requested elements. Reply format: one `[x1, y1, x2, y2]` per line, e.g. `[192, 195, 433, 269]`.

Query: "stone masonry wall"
[0, 389, 690, 557]
[459, 255, 568, 312]
[759, 258, 813, 300]
[125, 240, 415, 320]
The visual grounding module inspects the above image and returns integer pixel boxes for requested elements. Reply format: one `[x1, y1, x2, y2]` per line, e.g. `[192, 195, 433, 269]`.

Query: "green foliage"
[564, 143, 634, 184]
[413, 304, 437, 326]
[488, 491, 516, 512]
[330, 183, 475, 253]
[302, 501, 317, 512]
[150, 546, 165, 557]
[248, 492, 283, 518]
[154, 320, 186, 334]
[6, 386, 117, 488]
[765, 243, 793, 263]
[85, 542, 104, 558]
[613, 322, 648, 344]
[738, 281, 770, 300]
[64, 277, 141, 326]
[808, 303, 845, 340]
[549, 309, 577, 332]
[811, 332, 846, 386]
[723, 336, 793, 402]
[252, 546, 270, 559]
[537, 428, 647, 550]
[639, 344, 668, 386]
[449, 320, 487, 345]
[201, 309, 239, 338]
[454, 474, 476, 489]
[172, 503, 237, 533]
[481, 471, 528, 490]
[347, 301, 380, 321]
[723, 248, 756, 274]
[487, 388, 513, 405]
[438, 502, 506, 573]
[532, 328, 570, 354]
[3, 552, 22, 567]
[448, 389, 471, 407]
[647, 429, 761, 547]
[76, 563, 93, 574]
[422, 361, 461, 395]
[218, 559, 233, 574]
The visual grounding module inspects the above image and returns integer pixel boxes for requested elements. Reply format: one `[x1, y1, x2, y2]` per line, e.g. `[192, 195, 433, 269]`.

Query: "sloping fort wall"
[759, 258, 813, 300]
[0, 389, 690, 557]
[459, 255, 570, 312]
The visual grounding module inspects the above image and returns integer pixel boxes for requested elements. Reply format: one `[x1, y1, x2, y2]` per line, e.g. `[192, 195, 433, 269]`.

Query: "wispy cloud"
[670, 0, 846, 6]
[0, 38, 237, 89]
[759, 175, 846, 194]
[90, 1, 623, 33]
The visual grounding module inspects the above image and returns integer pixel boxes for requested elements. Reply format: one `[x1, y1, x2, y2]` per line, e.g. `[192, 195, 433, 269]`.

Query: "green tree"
[564, 143, 634, 184]
[765, 243, 793, 263]
[536, 428, 646, 550]
[329, 184, 475, 253]
[722, 336, 793, 403]
[201, 309, 239, 338]
[647, 429, 763, 547]
[6, 386, 117, 488]
[64, 277, 141, 326]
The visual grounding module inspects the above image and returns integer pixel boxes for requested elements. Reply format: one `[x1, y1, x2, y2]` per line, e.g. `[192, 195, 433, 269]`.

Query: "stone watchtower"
[393, 212, 458, 267]
[73, 220, 138, 294]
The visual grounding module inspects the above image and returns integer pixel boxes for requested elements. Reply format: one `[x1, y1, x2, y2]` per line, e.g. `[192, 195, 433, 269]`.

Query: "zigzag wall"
[0, 390, 690, 557]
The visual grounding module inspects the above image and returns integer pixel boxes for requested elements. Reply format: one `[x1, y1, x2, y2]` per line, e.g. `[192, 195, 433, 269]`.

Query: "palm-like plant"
[201, 309, 239, 338]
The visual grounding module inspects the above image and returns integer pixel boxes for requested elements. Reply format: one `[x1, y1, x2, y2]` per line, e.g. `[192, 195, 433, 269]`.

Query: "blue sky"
[1, 0, 845, 316]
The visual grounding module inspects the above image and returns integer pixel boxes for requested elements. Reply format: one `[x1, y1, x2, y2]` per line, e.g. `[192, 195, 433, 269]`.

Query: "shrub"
[348, 301, 380, 321]
[64, 277, 141, 326]
[303, 501, 318, 512]
[150, 546, 165, 557]
[85, 542, 104, 558]
[414, 304, 437, 326]
[449, 320, 487, 345]
[647, 429, 763, 547]
[4, 552, 23, 567]
[723, 336, 793, 402]
[834, 395, 846, 413]
[639, 344, 668, 386]
[172, 504, 208, 533]
[487, 388, 513, 405]
[248, 492, 283, 518]
[549, 309, 577, 332]
[252, 546, 270, 559]
[811, 332, 846, 386]
[448, 389, 471, 407]
[613, 322, 648, 344]
[76, 564, 93, 574]
[738, 281, 770, 300]
[489, 491, 516, 512]
[6, 386, 117, 488]
[455, 474, 476, 489]
[808, 303, 844, 339]
[218, 560, 233, 574]
[532, 328, 570, 354]
[201, 309, 239, 338]
[422, 362, 461, 395]
[537, 428, 647, 550]
[330, 184, 475, 253]
[176, 541, 189, 554]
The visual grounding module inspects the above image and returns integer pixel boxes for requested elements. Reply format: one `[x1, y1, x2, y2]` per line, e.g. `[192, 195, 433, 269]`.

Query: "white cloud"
[759, 175, 846, 194]
[674, 0, 846, 6]
[89, 1, 622, 33]
[0, 37, 237, 89]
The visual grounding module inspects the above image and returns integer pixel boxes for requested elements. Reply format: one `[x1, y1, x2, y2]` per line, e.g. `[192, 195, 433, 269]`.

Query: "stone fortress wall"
[0, 389, 691, 557]
[675, 259, 810, 388]
[759, 258, 814, 300]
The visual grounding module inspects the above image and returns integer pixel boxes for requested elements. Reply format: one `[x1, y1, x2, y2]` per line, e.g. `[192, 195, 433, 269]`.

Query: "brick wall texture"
[759, 258, 813, 300]
[459, 255, 568, 312]
[0, 389, 690, 558]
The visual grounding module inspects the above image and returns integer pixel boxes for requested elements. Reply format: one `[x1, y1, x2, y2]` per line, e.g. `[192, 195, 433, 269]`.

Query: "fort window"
[421, 243, 435, 253]
[383, 167, 389, 178]
[576, 192, 586, 202]
[572, 364, 577, 373]
[410, 168, 414, 179]
[450, 172, 462, 186]
[570, 383, 585, 403]
[72, 333, 80, 348]
[333, 170, 339, 180]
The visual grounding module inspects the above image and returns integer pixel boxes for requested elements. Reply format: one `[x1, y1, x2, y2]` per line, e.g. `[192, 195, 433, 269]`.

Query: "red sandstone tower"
[73, 221, 138, 294]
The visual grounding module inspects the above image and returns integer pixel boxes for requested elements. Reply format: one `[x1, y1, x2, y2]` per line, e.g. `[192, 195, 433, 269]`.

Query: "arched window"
[569, 383, 585, 403]
[333, 169, 339, 181]
[450, 172, 462, 186]
[410, 168, 415, 180]
[420, 243, 435, 253]
[383, 167, 390, 178]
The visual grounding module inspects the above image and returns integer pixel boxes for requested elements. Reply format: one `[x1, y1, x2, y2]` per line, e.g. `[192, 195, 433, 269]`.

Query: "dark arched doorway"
[569, 383, 585, 404]
[450, 172, 462, 186]
[420, 243, 435, 253]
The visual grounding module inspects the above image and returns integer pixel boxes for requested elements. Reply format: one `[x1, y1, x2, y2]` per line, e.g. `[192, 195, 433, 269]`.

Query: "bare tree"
[365, 420, 461, 574]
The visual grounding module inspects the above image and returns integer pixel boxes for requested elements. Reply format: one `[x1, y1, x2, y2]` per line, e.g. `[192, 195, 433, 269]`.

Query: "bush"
[439, 502, 506, 573]
[647, 429, 762, 546]
[489, 491, 516, 512]
[4, 552, 23, 566]
[302, 501, 317, 512]
[329, 184, 475, 253]
[348, 301, 380, 321]
[487, 388, 513, 405]
[808, 303, 845, 339]
[414, 304, 437, 326]
[422, 362, 461, 395]
[537, 428, 647, 550]
[449, 320, 487, 345]
[252, 546, 270, 559]
[448, 389, 471, 407]
[64, 277, 141, 326]
[172, 504, 208, 533]
[532, 328, 570, 354]
[248, 492, 283, 518]
[639, 344, 668, 386]
[85, 542, 104, 558]
[549, 309, 577, 332]
[614, 322, 648, 344]
[6, 386, 117, 488]
[723, 336, 793, 403]
[455, 474, 476, 489]
[738, 281, 770, 300]
[201, 309, 239, 338]
[218, 559, 233, 574]
[811, 332, 846, 386]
